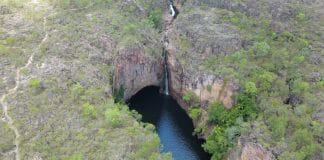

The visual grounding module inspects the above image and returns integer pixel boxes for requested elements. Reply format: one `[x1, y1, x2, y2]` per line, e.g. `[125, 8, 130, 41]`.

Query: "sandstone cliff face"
[113, 46, 164, 101]
[167, 49, 238, 110]
[229, 142, 274, 160]
[164, 5, 241, 111]
[164, 0, 323, 159]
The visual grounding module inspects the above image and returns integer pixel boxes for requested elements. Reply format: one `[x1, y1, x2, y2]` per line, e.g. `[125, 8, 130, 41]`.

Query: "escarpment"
[113, 46, 164, 101]
[164, 5, 241, 111]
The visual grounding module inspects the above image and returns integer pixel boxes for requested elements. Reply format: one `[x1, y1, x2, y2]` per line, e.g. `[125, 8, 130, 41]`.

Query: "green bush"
[29, 79, 41, 89]
[253, 41, 270, 56]
[296, 12, 306, 22]
[292, 80, 309, 96]
[182, 91, 199, 106]
[70, 83, 85, 100]
[82, 103, 97, 118]
[208, 102, 227, 124]
[132, 137, 161, 160]
[206, 93, 258, 159]
[244, 81, 257, 95]
[268, 116, 288, 140]
[148, 9, 162, 28]
[5, 36, 16, 45]
[105, 107, 122, 127]
[297, 37, 309, 48]
[203, 127, 229, 160]
[189, 107, 201, 120]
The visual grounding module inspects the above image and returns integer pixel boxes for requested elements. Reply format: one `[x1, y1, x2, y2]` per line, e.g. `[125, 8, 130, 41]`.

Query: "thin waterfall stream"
[129, 2, 210, 159]
[164, 50, 169, 95]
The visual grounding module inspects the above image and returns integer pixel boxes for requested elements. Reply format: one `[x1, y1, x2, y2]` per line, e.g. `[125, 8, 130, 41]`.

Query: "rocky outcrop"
[238, 143, 274, 160]
[185, 0, 312, 32]
[113, 46, 164, 101]
[164, 6, 241, 110]
[167, 50, 238, 110]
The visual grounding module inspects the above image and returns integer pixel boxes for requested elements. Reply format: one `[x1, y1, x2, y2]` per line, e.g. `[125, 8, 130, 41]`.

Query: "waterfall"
[170, 4, 176, 17]
[169, 0, 176, 17]
[164, 50, 169, 95]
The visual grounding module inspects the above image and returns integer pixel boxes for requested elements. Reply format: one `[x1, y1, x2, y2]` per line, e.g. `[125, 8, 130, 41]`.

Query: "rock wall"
[228, 142, 274, 160]
[113, 46, 164, 101]
[164, 4, 240, 111]
[167, 49, 238, 110]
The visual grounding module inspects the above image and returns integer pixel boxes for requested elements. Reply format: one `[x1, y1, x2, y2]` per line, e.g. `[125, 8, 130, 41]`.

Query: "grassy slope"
[172, 1, 323, 160]
[0, 0, 171, 159]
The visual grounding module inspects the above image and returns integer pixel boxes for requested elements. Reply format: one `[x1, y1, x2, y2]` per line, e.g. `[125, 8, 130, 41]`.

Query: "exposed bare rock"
[239, 143, 274, 160]
[167, 50, 238, 110]
[165, 6, 241, 110]
[113, 46, 164, 100]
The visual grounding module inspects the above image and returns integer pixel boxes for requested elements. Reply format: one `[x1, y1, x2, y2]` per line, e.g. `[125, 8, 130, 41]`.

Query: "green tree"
[208, 102, 227, 124]
[132, 137, 161, 160]
[244, 81, 257, 95]
[203, 127, 229, 160]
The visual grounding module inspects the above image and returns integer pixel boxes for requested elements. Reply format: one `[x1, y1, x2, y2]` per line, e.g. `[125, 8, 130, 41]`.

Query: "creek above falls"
[128, 86, 210, 160]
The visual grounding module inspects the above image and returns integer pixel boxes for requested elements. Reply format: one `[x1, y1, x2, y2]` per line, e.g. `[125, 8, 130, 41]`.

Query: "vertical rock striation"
[113, 46, 164, 101]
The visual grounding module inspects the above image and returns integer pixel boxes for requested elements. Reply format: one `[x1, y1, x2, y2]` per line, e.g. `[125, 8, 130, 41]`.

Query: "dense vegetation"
[0, 0, 171, 159]
[175, 1, 323, 160]
[1, 0, 323, 160]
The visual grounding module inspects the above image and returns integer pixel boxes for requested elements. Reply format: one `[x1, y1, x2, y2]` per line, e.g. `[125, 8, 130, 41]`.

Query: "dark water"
[128, 86, 210, 160]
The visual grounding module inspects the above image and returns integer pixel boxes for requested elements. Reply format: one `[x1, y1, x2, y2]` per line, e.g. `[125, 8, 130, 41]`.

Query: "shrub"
[253, 41, 270, 56]
[132, 137, 161, 160]
[297, 37, 309, 48]
[82, 103, 97, 118]
[230, 16, 240, 24]
[5, 36, 16, 45]
[182, 91, 193, 102]
[244, 81, 257, 95]
[292, 80, 309, 96]
[268, 116, 288, 140]
[208, 102, 227, 124]
[203, 127, 229, 160]
[70, 83, 85, 99]
[148, 9, 162, 28]
[189, 107, 201, 120]
[296, 12, 306, 22]
[105, 107, 122, 127]
[236, 94, 257, 120]
[257, 71, 276, 91]
[29, 79, 41, 89]
[182, 91, 199, 105]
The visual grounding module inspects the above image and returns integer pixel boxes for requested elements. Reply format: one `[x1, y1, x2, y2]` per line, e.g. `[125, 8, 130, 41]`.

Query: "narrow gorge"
[1, 0, 323, 160]
[116, 1, 212, 158]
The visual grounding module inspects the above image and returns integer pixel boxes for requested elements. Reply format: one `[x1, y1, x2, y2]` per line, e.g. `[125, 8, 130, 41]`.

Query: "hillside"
[0, 0, 323, 160]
